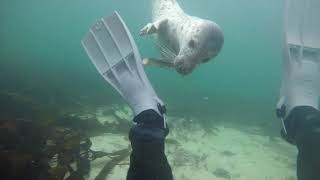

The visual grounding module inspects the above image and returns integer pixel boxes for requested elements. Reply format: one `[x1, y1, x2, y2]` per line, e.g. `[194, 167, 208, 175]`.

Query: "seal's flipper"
[140, 19, 168, 36]
[82, 12, 165, 116]
[143, 58, 174, 68]
[140, 23, 158, 36]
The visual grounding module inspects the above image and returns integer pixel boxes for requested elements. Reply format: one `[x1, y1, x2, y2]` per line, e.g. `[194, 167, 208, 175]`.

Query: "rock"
[221, 150, 236, 157]
[212, 168, 231, 180]
[113, 105, 133, 121]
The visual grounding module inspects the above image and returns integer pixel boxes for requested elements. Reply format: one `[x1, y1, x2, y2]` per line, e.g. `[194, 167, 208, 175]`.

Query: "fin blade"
[82, 12, 156, 98]
[285, 0, 320, 48]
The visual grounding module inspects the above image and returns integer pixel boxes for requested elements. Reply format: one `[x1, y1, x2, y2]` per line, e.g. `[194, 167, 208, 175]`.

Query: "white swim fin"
[278, 0, 320, 119]
[284, 0, 320, 50]
[82, 12, 165, 116]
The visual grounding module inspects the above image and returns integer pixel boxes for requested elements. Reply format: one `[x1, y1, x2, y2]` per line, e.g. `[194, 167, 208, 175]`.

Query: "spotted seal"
[140, 0, 224, 75]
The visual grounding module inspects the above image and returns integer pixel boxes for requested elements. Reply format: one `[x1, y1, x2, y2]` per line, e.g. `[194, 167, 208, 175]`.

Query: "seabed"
[87, 105, 297, 180]
[0, 92, 297, 180]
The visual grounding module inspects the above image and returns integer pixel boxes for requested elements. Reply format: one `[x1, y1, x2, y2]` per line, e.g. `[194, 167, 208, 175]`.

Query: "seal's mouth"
[174, 56, 196, 75]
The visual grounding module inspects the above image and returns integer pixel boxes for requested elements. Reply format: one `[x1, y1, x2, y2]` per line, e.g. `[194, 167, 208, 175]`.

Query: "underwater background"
[0, 0, 283, 133]
[1, 0, 296, 179]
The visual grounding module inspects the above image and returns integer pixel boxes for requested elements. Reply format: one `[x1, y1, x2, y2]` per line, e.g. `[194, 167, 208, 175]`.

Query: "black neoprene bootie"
[126, 110, 173, 180]
[282, 106, 320, 180]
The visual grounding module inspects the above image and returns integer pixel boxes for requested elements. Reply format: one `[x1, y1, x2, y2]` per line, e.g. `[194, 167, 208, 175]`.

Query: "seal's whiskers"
[155, 41, 177, 60]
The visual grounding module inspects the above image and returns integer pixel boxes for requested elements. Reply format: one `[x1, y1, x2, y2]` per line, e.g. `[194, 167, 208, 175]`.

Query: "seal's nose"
[174, 56, 195, 75]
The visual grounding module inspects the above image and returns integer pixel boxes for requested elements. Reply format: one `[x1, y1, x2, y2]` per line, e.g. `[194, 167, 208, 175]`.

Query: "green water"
[0, 0, 283, 133]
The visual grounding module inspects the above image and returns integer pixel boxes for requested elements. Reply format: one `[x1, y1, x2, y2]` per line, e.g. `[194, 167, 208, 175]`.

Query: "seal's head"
[174, 20, 224, 75]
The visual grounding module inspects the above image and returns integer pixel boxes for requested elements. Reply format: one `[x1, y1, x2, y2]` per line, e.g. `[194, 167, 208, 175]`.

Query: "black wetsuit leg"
[126, 110, 173, 180]
[283, 106, 320, 180]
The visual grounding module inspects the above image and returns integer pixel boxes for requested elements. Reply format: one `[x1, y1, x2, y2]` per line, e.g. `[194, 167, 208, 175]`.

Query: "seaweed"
[94, 147, 131, 180]
[55, 115, 106, 137]
[0, 92, 118, 180]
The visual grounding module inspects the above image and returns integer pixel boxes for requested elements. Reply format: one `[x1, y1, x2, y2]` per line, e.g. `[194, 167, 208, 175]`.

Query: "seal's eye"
[188, 39, 195, 48]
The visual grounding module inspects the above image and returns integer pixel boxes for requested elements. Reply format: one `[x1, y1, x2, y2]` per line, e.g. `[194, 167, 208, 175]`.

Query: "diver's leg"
[278, 46, 320, 180]
[279, 49, 320, 180]
[126, 110, 173, 180]
[283, 106, 320, 180]
[82, 12, 173, 180]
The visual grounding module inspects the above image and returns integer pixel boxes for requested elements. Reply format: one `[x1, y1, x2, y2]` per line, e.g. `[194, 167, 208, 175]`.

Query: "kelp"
[0, 92, 124, 180]
[94, 147, 131, 180]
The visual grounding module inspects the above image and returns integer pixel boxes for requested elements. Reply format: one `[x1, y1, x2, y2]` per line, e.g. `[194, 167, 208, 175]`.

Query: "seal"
[140, 0, 224, 75]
